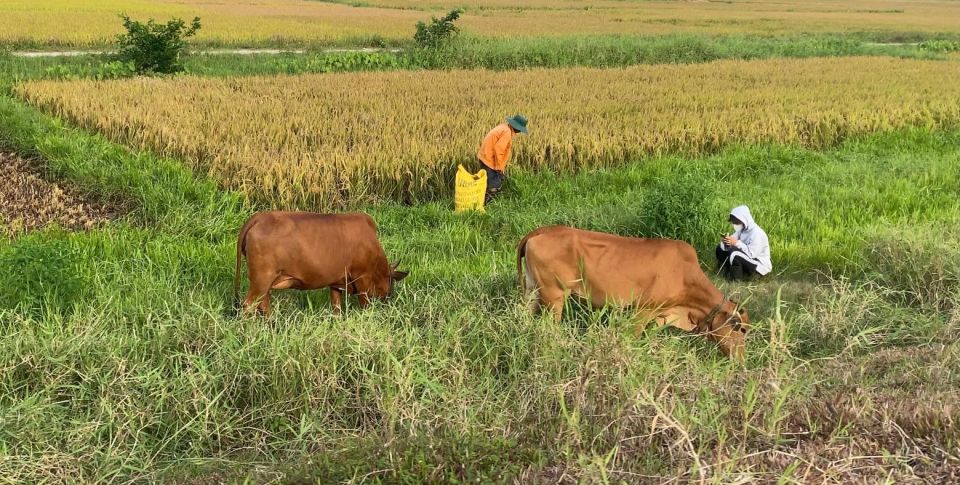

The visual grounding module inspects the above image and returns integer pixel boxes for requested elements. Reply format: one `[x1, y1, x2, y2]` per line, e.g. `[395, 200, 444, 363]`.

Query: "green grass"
[0, 32, 947, 87]
[406, 33, 940, 70]
[1, 71, 959, 481]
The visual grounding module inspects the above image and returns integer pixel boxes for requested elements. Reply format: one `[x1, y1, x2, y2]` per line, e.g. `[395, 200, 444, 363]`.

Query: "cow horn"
[391, 259, 402, 270]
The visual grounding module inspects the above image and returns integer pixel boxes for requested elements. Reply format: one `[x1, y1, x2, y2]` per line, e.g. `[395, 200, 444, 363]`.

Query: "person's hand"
[723, 235, 739, 246]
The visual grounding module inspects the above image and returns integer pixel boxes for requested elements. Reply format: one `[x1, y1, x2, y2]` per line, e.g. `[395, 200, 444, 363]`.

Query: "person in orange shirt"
[476, 114, 528, 199]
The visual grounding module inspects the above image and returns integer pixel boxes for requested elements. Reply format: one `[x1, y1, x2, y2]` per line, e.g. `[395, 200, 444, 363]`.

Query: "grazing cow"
[233, 211, 408, 316]
[516, 226, 749, 359]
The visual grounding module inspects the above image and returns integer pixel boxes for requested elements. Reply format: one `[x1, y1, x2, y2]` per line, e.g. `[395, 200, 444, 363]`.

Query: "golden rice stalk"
[4, 0, 960, 47]
[15, 57, 960, 209]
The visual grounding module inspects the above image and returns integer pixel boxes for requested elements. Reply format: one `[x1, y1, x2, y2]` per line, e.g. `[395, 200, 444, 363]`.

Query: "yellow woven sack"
[454, 164, 486, 213]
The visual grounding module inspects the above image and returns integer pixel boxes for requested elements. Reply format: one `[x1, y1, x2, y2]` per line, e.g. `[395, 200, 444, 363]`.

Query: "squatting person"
[716, 205, 772, 281]
[477, 114, 528, 200]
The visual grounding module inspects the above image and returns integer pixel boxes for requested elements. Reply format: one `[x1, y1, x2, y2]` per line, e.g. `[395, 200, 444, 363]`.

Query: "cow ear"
[392, 270, 409, 281]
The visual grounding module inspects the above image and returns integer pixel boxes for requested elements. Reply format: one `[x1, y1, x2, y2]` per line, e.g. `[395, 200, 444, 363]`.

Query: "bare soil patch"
[0, 152, 113, 236]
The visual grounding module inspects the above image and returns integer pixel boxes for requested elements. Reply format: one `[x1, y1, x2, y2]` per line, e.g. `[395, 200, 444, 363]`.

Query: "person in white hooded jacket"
[716, 205, 772, 281]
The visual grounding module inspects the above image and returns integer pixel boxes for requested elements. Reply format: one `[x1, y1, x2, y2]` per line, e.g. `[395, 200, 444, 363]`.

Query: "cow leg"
[546, 298, 564, 322]
[242, 286, 271, 317]
[330, 287, 344, 316]
[257, 291, 272, 317]
[523, 260, 542, 315]
[526, 291, 542, 315]
[539, 288, 566, 322]
[357, 292, 371, 308]
[243, 272, 277, 317]
[240, 292, 261, 315]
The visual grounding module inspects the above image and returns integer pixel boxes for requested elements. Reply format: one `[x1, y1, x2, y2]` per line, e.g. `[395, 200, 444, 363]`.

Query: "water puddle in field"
[0, 152, 116, 237]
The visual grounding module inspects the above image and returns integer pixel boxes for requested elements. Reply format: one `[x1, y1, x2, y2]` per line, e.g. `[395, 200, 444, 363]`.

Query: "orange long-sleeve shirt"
[477, 123, 514, 172]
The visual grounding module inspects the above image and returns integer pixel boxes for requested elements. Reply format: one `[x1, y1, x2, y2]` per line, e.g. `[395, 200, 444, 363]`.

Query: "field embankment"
[5, 34, 940, 84]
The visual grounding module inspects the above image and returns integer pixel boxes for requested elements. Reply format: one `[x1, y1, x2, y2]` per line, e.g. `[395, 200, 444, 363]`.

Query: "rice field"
[16, 56, 960, 208]
[4, 0, 960, 48]
[0, 0, 420, 48]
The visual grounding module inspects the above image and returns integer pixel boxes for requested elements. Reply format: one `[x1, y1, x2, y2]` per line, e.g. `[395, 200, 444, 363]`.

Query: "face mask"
[732, 223, 744, 232]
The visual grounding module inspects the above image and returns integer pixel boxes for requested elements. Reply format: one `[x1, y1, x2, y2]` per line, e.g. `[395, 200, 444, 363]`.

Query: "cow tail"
[234, 215, 258, 304]
[516, 237, 527, 295]
[516, 230, 539, 296]
[516, 226, 561, 296]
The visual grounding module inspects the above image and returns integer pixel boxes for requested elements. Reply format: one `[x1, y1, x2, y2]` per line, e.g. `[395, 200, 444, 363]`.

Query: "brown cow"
[516, 226, 749, 359]
[233, 211, 408, 316]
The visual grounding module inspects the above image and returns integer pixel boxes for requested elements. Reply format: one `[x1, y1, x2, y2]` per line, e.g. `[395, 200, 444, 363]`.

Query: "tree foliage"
[414, 9, 462, 49]
[116, 15, 201, 74]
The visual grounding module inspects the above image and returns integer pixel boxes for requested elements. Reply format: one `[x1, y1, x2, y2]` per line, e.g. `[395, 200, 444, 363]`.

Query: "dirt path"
[11, 47, 401, 57]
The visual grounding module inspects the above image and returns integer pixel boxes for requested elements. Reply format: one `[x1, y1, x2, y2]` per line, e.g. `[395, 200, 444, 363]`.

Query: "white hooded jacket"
[721, 205, 772, 275]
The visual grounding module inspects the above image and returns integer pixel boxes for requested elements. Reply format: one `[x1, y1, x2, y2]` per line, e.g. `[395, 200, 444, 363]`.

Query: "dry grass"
[4, 0, 960, 47]
[16, 57, 960, 208]
[0, 152, 112, 237]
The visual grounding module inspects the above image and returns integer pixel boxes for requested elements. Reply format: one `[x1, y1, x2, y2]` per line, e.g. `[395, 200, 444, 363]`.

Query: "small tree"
[414, 9, 462, 48]
[116, 14, 201, 74]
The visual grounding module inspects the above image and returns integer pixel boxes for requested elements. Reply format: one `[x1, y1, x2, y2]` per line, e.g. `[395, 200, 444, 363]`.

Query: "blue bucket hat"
[506, 114, 529, 134]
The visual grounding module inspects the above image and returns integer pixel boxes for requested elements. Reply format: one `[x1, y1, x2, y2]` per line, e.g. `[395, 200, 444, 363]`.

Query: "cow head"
[383, 260, 409, 299]
[692, 300, 750, 360]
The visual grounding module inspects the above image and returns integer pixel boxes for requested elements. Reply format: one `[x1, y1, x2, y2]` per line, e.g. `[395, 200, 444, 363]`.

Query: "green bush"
[413, 9, 462, 49]
[116, 14, 201, 74]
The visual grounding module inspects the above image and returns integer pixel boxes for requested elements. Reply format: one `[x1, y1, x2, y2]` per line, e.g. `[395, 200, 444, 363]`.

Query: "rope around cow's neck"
[701, 296, 728, 332]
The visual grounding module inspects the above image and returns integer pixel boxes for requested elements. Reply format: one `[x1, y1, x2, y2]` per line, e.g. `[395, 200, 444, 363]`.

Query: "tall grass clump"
[864, 226, 960, 312]
[635, 171, 717, 251]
